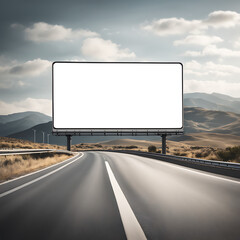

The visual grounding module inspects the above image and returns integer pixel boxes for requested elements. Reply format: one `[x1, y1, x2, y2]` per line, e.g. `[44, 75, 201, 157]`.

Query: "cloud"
[185, 60, 240, 77]
[174, 35, 223, 46]
[205, 10, 240, 28]
[0, 58, 51, 88]
[184, 79, 240, 98]
[142, 10, 240, 36]
[184, 51, 202, 57]
[234, 37, 240, 48]
[185, 59, 240, 98]
[184, 45, 240, 57]
[81, 37, 136, 61]
[10, 23, 24, 29]
[8, 58, 51, 77]
[24, 22, 98, 42]
[142, 18, 203, 36]
[0, 98, 51, 116]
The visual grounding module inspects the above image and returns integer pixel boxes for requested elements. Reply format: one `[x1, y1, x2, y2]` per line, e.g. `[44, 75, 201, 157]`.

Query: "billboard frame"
[52, 61, 184, 137]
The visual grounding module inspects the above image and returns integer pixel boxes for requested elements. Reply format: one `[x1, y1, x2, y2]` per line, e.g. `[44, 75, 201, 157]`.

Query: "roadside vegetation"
[0, 137, 63, 150]
[0, 152, 73, 182]
[148, 145, 157, 152]
[217, 146, 240, 163]
[73, 143, 139, 151]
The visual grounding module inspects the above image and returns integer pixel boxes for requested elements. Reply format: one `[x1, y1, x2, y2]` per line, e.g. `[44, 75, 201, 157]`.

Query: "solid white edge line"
[0, 152, 81, 186]
[0, 153, 84, 198]
[105, 161, 147, 240]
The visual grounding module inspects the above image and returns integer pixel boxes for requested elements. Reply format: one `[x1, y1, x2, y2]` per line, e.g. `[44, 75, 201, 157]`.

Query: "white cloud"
[25, 22, 98, 42]
[184, 79, 240, 98]
[205, 10, 240, 28]
[184, 45, 240, 57]
[234, 37, 240, 48]
[8, 58, 51, 77]
[174, 35, 223, 46]
[142, 10, 240, 36]
[0, 58, 51, 88]
[142, 18, 203, 36]
[185, 60, 202, 70]
[185, 60, 240, 77]
[184, 51, 202, 57]
[81, 37, 136, 61]
[0, 98, 51, 116]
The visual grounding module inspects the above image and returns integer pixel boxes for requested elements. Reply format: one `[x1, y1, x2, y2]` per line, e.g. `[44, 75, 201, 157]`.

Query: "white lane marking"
[0, 152, 80, 186]
[0, 153, 84, 198]
[124, 153, 240, 185]
[105, 161, 147, 240]
[173, 163, 240, 184]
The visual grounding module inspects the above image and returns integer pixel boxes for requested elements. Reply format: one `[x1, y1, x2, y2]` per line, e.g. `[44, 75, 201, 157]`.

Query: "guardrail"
[0, 149, 54, 156]
[110, 150, 240, 170]
[154, 152, 240, 170]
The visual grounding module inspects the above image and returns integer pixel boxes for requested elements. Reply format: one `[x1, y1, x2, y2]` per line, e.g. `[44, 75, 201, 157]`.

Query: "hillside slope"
[0, 112, 51, 136]
[184, 92, 240, 113]
[9, 107, 240, 145]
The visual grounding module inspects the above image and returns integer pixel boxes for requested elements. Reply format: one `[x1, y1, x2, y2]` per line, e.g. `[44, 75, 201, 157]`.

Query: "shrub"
[217, 146, 240, 162]
[3, 159, 12, 166]
[190, 146, 203, 150]
[94, 144, 102, 148]
[125, 145, 138, 149]
[179, 152, 187, 156]
[148, 145, 157, 152]
[14, 157, 22, 163]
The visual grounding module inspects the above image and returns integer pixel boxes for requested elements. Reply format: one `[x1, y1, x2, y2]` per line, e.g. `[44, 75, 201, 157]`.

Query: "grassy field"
[0, 152, 73, 182]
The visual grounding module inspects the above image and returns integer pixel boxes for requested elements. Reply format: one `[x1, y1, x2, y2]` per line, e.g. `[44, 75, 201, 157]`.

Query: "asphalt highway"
[0, 151, 239, 240]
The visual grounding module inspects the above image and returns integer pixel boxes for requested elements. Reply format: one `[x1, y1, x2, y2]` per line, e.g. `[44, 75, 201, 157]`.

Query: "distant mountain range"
[184, 107, 240, 135]
[0, 112, 51, 136]
[184, 92, 240, 114]
[8, 109, 240, 145]
[2, 92, 240, 145]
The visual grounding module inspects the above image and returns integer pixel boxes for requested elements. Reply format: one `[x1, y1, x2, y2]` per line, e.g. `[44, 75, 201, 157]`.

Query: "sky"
[1, 0, 240, 116]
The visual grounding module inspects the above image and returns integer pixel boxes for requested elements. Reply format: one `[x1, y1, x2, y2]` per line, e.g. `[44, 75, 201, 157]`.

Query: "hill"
[184, 92, 240, 114]
[0, 112, 51, 136]
[170, 133, 240, 148]
[184, 107, 240, 135]
[8, 107, 240, 146]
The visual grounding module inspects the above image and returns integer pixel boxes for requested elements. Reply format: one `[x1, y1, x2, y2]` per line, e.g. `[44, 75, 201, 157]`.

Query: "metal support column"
[162, 134, 166, 154]
[32, 129, 36, 143]
[67, 135, 72, 151]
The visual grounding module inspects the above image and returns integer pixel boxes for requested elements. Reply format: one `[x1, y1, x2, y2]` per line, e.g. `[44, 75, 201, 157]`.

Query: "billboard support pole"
[67, 135, 72, 151]
[162, 134, 166, 154]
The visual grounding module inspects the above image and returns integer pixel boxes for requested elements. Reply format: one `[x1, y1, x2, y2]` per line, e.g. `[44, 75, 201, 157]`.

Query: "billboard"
[52, 62, 183, 135]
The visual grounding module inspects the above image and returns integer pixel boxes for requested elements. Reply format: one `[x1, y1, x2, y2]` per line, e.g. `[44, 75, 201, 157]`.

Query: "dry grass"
[216, 146, 240, 163]
[72, 141, 225, 162]
[0, 152, 73, 182]
[0, 137, 64, 150]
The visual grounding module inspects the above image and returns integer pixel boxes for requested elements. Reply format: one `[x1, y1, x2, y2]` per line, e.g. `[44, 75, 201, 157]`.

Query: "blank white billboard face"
[53, 62, 183, 131]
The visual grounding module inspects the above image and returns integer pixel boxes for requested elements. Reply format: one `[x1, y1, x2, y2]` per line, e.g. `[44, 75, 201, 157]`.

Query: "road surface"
[0, 151, 239, 240]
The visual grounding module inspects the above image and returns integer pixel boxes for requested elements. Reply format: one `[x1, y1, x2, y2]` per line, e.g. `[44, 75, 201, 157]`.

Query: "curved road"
[0, 151, 239, 240]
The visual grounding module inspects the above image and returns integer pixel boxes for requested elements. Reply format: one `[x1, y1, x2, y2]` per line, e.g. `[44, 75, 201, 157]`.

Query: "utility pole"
[32, 129, 36, 143]
[47, 134, 50, 144]
[42, 131, 45, 143]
